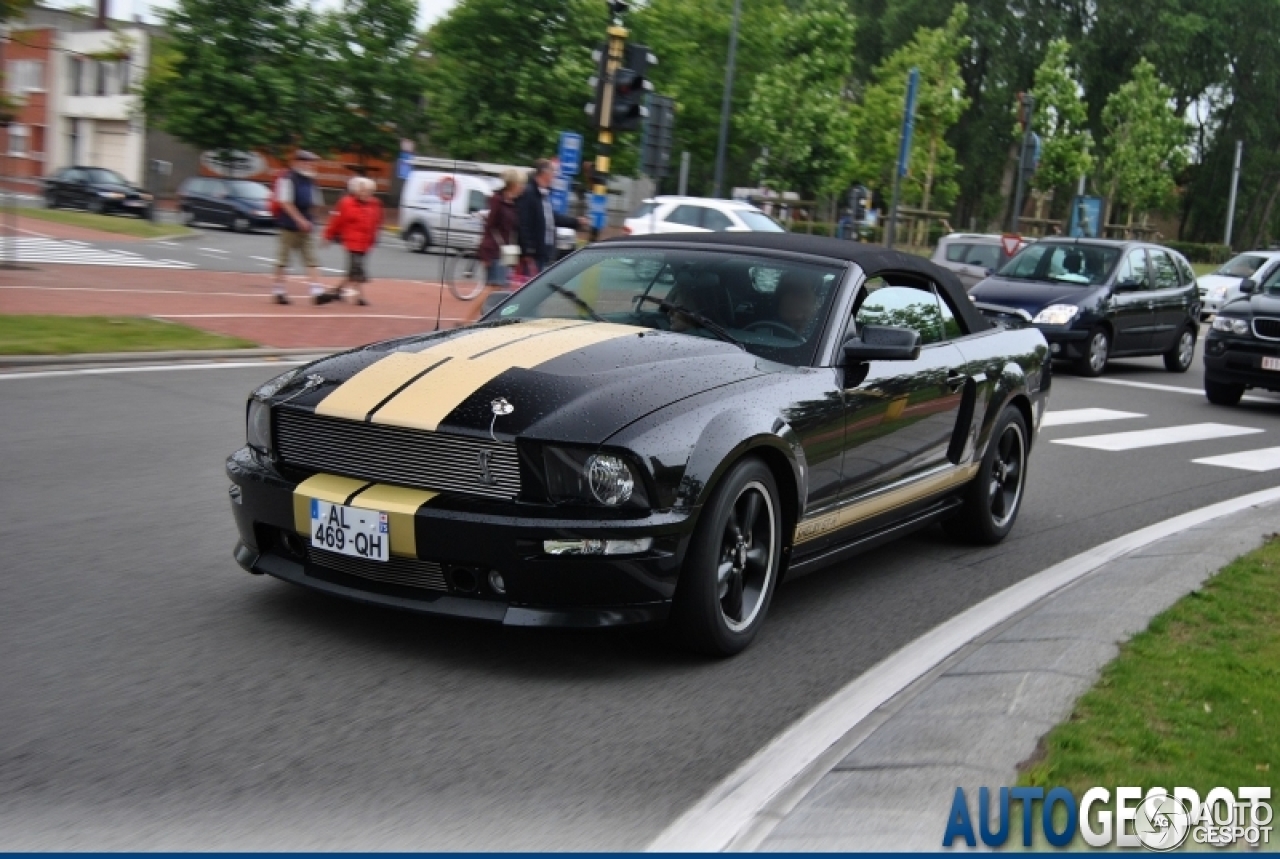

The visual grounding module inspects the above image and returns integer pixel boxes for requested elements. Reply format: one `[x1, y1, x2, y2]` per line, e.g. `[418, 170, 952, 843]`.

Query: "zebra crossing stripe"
[0, 237, 193, 269]
[1193, 446, 1280, 472]
[1052, 422, 1264, 451]
[1041, 408, 1145, 428]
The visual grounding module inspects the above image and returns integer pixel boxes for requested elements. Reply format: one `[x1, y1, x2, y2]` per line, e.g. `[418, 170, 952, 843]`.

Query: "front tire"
[1163, 326, 1196, 372]
[404, 225, 429, 253]
[88, 198, 105, 215]
[666, 458, 782, 656]
[1204, 379, 1245, 406]
[943, 406, 1029, 545]
[232, 215, 250, 233]
[1073, 327, 1110, 377]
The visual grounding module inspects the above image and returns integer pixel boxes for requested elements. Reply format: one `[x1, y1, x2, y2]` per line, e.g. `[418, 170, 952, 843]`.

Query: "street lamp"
[711, 0, 741, 199]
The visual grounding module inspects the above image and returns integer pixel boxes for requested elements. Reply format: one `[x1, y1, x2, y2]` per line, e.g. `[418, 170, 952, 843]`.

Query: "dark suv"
[1203, 265, 1280, 404]
[969, 239, 1201, 376]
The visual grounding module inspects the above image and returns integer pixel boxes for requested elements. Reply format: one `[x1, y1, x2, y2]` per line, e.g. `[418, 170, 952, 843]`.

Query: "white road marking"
[250, 256, 276, 263]
[0, 360, 313, 380]
[199, 247, 227, 253]
[157, 259, 191, 267]
[646, 485, 1280, 852]
[1041, 408, 1145, 428]
[320, 267, 343, 274]
[153, 241, 180, 247]
[1193, 446, 1280, 472]
[0, 237, 193, 269]
[0, 285, 265, 298]
[1083, 376, 1275, 403]
[1052, 422, 1264, 451]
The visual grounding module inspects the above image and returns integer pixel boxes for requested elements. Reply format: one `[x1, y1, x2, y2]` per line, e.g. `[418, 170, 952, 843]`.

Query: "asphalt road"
[2, 350, 1278, 849]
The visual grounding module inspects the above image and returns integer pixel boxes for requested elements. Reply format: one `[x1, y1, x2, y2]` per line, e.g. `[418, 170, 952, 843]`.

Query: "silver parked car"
[932, 233, 1032, 290]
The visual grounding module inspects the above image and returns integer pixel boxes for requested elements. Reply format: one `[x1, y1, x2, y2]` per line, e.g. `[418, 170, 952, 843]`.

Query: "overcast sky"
[43, 0, 459, 28]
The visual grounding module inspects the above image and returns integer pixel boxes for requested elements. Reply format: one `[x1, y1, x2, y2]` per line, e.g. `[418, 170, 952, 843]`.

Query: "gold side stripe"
[293, 474, 438, 558]
[372, 321, 644, 432]
[315, 319, 587, 422]
[794, 464, 979, 544]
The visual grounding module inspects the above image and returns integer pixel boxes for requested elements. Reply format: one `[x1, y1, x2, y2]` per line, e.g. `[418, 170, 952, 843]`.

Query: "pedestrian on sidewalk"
[271, 150, 325, 305]
[319, 176, 382, 306]
[476, 168, 523, 287]
[516, 159, 583, 275]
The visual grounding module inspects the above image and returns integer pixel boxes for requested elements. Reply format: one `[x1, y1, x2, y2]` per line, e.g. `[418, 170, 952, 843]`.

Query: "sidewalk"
[0, 265, 489, 349]
[744, 499, 1279, 851]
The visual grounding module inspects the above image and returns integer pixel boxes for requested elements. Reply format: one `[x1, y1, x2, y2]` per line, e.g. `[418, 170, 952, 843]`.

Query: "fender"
[680, 408, 807, 514]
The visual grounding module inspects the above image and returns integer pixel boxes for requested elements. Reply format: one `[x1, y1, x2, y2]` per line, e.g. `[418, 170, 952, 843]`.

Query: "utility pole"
[1009, 92, 1036, 234]
[711, 0, 741, 199]
[1224, 139, 1242, 248]
[885, 67, 919, 250]
[678, 151, 690, 196]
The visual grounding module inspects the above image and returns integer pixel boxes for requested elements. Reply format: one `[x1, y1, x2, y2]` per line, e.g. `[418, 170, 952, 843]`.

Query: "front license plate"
[1262, 356, 1280, 372]
[309, 500, 389, 562]
[125, 200, 144, 206]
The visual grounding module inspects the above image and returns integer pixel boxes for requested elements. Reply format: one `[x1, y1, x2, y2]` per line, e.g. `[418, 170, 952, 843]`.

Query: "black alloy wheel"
[943, 406, 1029, 545]
[1204, 379, 1245, 406]
[1074, 327, 1110, 377]
[667, 457, 782, 656]
[1163, 326, 1196, 372]
[88, 197, 105, 215]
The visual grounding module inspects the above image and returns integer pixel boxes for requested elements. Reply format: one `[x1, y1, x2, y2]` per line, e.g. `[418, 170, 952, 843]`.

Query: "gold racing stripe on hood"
[371, 320, 645, 431]
[293, 474, 438, 557]
[314, 319, 589, 422]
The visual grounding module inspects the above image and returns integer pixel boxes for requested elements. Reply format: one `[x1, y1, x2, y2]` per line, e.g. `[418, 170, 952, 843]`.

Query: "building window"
[5, 60, 45, 93]
[8, 124, 30, 157]
[96, 60, 108, 96]
[117, 59, 130, 93]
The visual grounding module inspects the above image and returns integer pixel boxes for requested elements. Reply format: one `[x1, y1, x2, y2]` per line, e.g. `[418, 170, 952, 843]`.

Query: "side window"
[703, 208, 733, 232]
[944, 242, 971, 263]
[855, 284, 948, 346]
[1173, 253, 1196, 286]
[965, 244, 1002, 270]
[934, 286, 965, 339]
[468, 189, 487, 213]
[1150, 250, 1179, 290]
[1116, 250, 1150, 288]
[666, 205, 704, 228]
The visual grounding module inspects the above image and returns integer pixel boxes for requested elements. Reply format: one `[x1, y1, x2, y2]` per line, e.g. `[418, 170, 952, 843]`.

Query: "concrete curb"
[0, 347, 331, 370]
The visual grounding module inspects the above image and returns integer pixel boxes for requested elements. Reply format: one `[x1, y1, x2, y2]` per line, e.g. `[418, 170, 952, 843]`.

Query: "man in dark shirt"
[516, 159, 583, 274]
[272, 150, 325, 305]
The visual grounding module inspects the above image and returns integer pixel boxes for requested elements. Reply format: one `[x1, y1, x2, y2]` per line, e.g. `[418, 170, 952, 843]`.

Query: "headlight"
[1032, 304, 1081, 325]
[246, 399, 273, 453]
[543, 446, 647, 508]
[1211, 316, 1250, 335]
[1206, 285, 1227, 301]
[141, 193, 153, 201]
[256, 210, 272, 217]
[100, 191, 125, 199]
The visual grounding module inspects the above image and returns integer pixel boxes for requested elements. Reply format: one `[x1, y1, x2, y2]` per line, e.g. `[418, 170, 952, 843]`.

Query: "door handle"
[946, 371, 968, 392]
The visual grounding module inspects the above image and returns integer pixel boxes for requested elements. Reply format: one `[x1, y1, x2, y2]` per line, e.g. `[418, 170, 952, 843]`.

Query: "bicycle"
[444, 250, 487, 301]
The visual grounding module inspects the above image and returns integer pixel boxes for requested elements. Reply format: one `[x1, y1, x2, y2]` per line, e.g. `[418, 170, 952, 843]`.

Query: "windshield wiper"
[638, 295, 746, 349]
[545, 282, 606, 323]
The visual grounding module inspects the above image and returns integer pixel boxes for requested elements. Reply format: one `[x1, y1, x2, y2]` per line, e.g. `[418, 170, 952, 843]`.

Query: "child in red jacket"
[319, 176, 383, 305]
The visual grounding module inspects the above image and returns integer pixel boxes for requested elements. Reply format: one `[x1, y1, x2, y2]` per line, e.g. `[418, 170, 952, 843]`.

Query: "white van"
[399, 167, 578, 258]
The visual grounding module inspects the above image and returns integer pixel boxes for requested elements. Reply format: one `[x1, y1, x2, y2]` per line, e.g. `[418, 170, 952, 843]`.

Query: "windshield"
[1215, 254, 1268, 278]
[1261, 265, 1280, 295]
[85, 168, 129, 185]
[997, 242, 1121, 286]
[629, 201, 657, 219]
[491, 247, 845, 366]
[737, 210, 786, 232]
[226, 180, 269, 200]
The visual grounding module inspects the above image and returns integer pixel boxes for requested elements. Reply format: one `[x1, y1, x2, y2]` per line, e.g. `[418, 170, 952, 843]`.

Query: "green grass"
[19, 207, 195, 239]
[1017, 536, 1279, 815]
[0, 315, 257, 355]
[1192, 262, 1219, 277]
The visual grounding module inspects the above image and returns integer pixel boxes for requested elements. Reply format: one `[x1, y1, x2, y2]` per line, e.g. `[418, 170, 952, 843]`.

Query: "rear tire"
[1204, 379, 1245, 406]
[1163, 326, 1196, 372]
[447, 253, 486, 301]
[1073, 327, 1109, 377]
[404, 225, 429, 253]
[666, 457, 782, 656]
[943, 406, 1029, 545]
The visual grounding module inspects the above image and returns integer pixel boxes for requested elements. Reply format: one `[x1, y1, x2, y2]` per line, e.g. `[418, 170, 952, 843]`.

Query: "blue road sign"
[589, 192, 608, 231]
[897, 67, 920, 178]
[396, 151, 413, 180]
[1068, 195, 1104, 238]
[550, 174, 570, 215]
[559, 132, 584, 177]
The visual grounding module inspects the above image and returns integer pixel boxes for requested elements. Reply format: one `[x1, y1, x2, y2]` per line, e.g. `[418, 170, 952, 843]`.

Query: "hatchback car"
[178, 177, 275, 232]
[932, 233, 1031, 290]
[1196, 250, 1280, 320]
[1203, 266, 1280, 405]
[44, 166, 153, 217]
[623, 196, 783, 236]
[969, 239, 1201, 376]
[227, 232, 1049, 655]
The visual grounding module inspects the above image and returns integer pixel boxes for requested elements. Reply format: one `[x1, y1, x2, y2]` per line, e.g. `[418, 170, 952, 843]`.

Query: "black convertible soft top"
[601, 231, 989, 335]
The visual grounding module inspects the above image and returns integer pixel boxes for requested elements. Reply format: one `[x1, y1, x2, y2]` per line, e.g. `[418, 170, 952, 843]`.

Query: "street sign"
[897, 67, 920, 178]
[550, 174, 570, 215]
[1000, 233, 1022, 256]
[589, 192, 608, 231]
[1068, 196, 1104, 238]
[558, 132, 584, 177]
[396, 151, 413, 180]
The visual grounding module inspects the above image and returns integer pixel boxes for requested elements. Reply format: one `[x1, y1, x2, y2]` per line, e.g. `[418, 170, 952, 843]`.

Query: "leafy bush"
[1163, 241, 1232, 264]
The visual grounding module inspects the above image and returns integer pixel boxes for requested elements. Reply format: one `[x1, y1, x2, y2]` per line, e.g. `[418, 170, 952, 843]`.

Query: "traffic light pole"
[592, 25, 629, 232]
[1009, 93, 1035, 235]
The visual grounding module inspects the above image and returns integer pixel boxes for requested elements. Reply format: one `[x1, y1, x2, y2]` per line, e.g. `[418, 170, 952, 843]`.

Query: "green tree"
[422, 0, 606, 164]
[740, 0, 857, 198]
[854, 5, 970, 213]
[312, 0, 430, 167]
[630, 0, 787, 194]
[1024, 38, 1092, 198]
[141, 0, 307, 161]
[1100, 58, 1187, 228]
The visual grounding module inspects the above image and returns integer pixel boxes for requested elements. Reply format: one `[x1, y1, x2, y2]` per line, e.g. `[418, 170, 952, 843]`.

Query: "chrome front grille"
[275, 410, 521, 500]
[308, 546, 448, 592]
[1252, 317, 1280, 341]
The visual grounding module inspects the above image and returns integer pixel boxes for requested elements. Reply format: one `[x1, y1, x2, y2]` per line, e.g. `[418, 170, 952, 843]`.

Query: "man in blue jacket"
[272, 150, 325, 305]
[516, 159, 583, 274]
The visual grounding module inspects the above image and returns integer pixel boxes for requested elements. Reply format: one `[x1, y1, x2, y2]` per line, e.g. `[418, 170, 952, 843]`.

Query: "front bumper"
[226, 447, 691, 627]
[1034, 325, 1091, 360]
[104, 198, 153, 215]
[1204, 336, 1280, 392]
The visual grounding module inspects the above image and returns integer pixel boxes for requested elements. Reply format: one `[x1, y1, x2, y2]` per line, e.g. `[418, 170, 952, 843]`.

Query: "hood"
[270, 319, 770, 445]
[1197, 274, 1245, 292]
[969, 277, 1103, 315]
[1226, 291, 1280, 316]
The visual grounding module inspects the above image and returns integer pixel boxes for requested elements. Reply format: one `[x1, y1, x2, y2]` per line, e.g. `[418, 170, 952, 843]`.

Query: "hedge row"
[1149, 241, 1232, 264]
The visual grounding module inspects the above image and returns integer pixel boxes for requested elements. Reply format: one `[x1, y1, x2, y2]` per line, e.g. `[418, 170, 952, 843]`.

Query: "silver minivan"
[932, 233, 1031, 290]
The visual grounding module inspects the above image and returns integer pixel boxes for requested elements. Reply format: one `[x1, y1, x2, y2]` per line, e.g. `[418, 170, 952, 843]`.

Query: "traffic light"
[585, 43, 608, 126]
[610, 43, 655, 132]
[642, 94, 675, 179]
[849, 184, 869, 223]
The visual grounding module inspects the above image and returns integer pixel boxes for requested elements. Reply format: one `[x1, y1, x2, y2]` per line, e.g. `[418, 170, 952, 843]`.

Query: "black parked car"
[177, 177, 275, 232]
[969, 239, 1201, 377]
[227, 233, 1050, 655]
[44, 166, 153, 217]
[1204, 266, 1280, 405]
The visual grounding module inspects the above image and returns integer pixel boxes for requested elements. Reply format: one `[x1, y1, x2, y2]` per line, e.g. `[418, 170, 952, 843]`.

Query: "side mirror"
[1239, 278, 1257, 295]
[844, 325, 922, 363]
[1114, 277, 1144, 292]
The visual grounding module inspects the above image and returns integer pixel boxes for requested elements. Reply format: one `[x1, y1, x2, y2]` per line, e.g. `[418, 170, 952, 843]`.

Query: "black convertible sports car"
[227, 233, 1051, 654]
